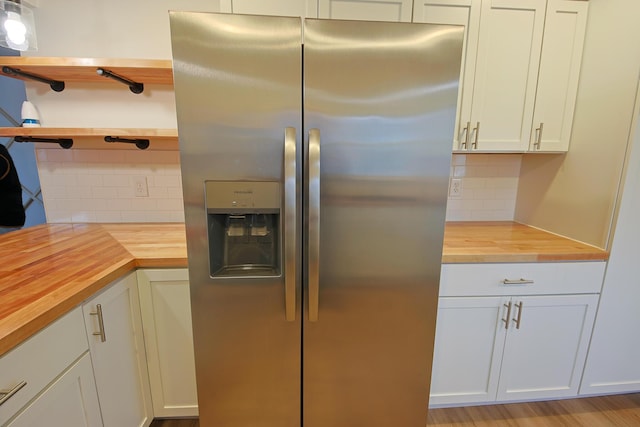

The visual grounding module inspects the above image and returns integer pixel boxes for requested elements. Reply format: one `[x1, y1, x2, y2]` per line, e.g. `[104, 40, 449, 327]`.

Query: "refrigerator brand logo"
[234, 190, 253, 195]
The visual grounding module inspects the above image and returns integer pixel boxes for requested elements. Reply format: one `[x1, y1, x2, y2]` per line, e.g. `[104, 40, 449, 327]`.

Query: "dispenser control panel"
[205, 181, 280, 213]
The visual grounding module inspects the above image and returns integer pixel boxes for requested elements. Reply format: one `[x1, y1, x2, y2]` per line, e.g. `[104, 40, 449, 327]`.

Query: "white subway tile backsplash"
[95, 211, 123, 222]
[37, 148, 184, 223]
[45, 150, 74, 162]
[167, 187, 183, 198]
[156, 198, 184, 211]
[104, 198, 133, 211]
[37, 148, 521, 224]
[71, 211, 97, 223]
[445, 154, 521, 221]
[446, 210, 473, 221]
[92, 186, 119, 199]
[148, 186, 168, 198]
[151, 175, 182, 188]
[120, 211, 156, 222]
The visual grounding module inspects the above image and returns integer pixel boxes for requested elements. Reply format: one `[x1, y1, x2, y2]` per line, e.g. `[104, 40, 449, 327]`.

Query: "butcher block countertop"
[442, 222, 608, 263]
[0, 221, 607, 357]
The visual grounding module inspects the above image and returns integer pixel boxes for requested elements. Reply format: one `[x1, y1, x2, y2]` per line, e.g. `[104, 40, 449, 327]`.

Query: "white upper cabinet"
[529, 0, 588, 152]
[413, 0, 481, 150]
[318, 0, 413, 21]
[220, 0, 412, 21]
[467, 0, 546, 152]
[220, 0, 319, 17]
[418, 0, 588, 152]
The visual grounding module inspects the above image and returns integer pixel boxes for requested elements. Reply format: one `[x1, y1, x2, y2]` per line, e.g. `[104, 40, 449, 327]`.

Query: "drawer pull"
[513, 301, 523, 329]
[0, 381, 27, 406]
[502, 301, 512, 330]
[90, 304, 106, 342]
[502, 278, 534, 285]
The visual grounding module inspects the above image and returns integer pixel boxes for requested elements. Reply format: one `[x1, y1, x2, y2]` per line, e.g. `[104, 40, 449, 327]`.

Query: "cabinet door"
[137, 269, 198, 418]
[413, 0, 481, 151]
[469, 0, 546, 151]
[220, 0, 319, 17]
[318, 0, 413, 21]
[83, 273, 153, 427]
[6, 354, 102, 427]
[429, 297, 507, 406]
[496, 294, 598, 402]
[529, 0, 588, 152]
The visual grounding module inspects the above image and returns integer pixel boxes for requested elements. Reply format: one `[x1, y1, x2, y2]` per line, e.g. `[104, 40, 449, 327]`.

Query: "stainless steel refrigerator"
[170, 12, 463, 427]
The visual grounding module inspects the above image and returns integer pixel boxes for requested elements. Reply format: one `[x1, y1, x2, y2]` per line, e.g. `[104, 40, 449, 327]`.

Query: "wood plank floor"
[150, 393, 640, 426]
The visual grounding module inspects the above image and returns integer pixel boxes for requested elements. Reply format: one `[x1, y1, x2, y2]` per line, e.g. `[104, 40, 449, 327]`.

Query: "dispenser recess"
[205, 181, 281, 278]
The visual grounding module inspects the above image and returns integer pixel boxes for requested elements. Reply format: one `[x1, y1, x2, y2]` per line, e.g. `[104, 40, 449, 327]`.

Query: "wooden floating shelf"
[0, 127, 178, 139]
[0, 57, 174, 85]
[0, 127, 179, 150]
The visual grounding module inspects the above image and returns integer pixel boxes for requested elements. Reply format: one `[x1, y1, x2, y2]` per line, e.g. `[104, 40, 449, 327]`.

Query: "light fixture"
[0, 0, 37, 51]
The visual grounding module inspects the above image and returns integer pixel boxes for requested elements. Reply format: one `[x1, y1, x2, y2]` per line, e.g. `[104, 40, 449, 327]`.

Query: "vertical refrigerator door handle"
[284, 127, 297, 322]
[308, 128, 321, 322]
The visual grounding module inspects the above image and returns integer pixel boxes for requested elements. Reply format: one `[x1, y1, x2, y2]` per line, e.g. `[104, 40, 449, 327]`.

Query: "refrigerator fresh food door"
[303, 19, 464, 427]
[170, 12, 302, 427]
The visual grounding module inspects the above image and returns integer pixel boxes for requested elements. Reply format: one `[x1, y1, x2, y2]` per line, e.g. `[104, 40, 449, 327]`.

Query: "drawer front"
[0, 307, 89, 424]
[439, 262, 605, 297]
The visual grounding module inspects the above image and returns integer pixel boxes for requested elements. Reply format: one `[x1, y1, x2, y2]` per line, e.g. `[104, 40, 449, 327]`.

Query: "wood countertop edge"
[133, 258, 189, 268]
[442, 252, 609, 264]
[0, 260, 137, 357]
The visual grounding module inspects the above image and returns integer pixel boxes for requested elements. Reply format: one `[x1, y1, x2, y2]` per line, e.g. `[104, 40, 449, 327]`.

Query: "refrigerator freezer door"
[170, 12, 302, 427]
[303, 19, 464, 427]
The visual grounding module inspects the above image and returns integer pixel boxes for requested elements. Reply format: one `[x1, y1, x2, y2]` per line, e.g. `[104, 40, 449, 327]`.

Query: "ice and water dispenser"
[206, 181, 280, 277]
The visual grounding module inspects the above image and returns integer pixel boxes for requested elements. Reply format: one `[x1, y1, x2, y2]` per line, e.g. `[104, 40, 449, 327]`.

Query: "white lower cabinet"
[137, 269, 198, 418]
[82, 272, 154, 427]
[496, 294, 598, 401]
[431, 262, 603, 406]
[430, 297, 505, 405]
[6, 354, 103, 427]
[0, 308, 102, 427]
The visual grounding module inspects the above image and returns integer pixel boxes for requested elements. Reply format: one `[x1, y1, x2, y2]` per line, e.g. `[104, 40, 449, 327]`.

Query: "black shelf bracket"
[97, 68, 144, 94]
[2, 66, 65, 92]
[15, 136, 73, 149]
[105, 136, 150, 150]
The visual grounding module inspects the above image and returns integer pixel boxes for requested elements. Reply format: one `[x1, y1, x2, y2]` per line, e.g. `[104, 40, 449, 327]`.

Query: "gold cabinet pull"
[90, 304, 106, 342]
[502, 301, 512, 330]
[513, 301, 523, 330]
[0, 381, 27, 406]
